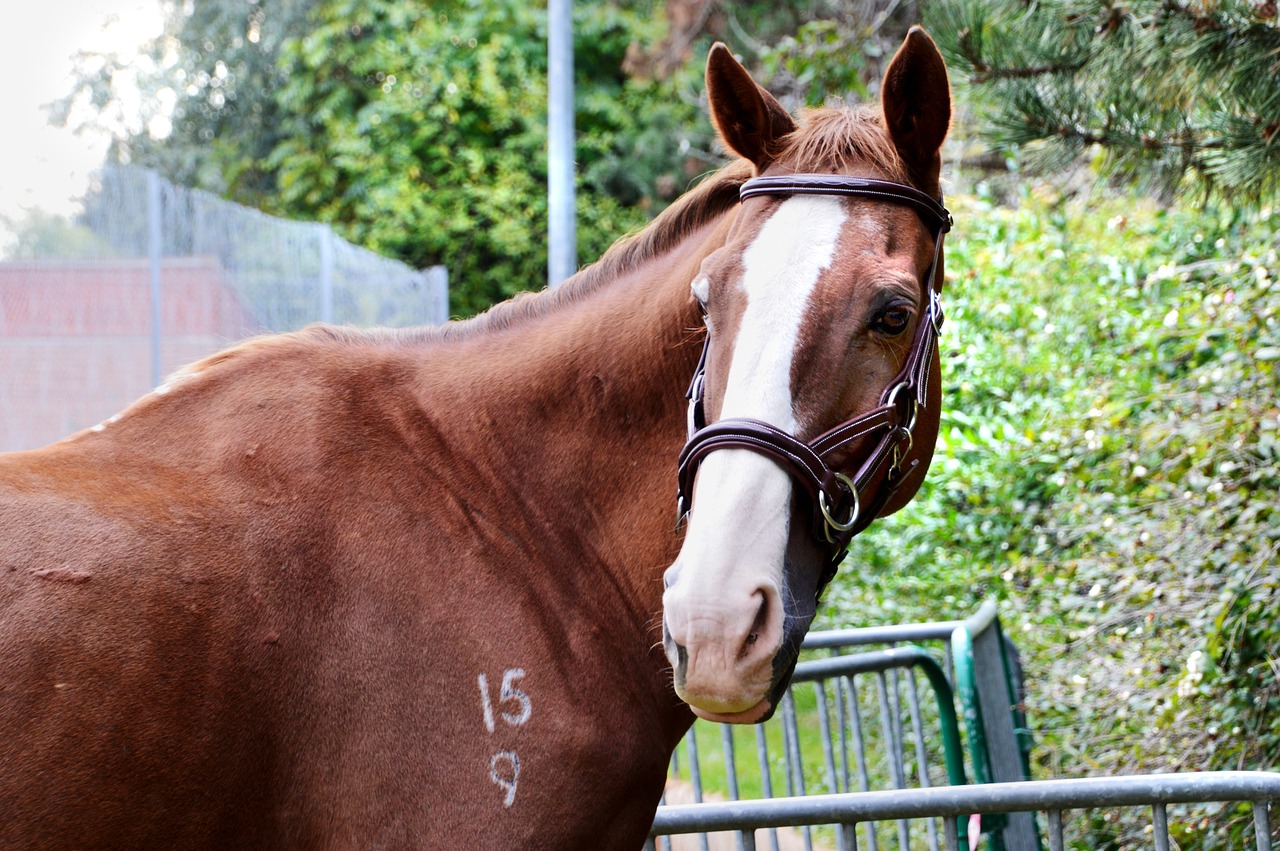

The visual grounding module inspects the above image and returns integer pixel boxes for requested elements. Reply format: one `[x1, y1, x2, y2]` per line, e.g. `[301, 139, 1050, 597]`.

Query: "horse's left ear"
[881, 26, 951, 186]
[706, 42, 797, 171]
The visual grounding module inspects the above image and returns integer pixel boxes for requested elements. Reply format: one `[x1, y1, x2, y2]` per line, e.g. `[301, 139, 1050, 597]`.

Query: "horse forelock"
[773, 106, 909, 184]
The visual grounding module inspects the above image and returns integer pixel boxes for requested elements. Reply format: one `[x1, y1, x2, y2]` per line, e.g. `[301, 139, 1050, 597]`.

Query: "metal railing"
[650, 603, 1280, 851]
[652, 772, 1280, 851]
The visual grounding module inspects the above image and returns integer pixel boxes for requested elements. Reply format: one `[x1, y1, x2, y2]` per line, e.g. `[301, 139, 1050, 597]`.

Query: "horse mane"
[210, 104, 903, 360]
[421, 156, 756, 343]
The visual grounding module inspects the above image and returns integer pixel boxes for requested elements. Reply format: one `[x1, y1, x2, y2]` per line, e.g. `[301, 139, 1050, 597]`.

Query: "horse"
[0, 29, 952, 850]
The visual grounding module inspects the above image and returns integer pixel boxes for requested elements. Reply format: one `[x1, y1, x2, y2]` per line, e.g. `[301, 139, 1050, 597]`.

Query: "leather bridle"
[676, 174, 953, 596]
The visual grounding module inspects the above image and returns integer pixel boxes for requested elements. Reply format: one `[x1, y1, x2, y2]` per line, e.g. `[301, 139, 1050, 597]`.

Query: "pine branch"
[957, 25, 1089, 83]
[1028, 120, 1228, 154]
[928, 0, 1280, 206]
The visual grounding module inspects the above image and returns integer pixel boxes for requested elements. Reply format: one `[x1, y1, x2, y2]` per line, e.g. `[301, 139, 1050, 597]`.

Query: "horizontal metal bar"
[802, 601, 998, 650]
[651, 772, 1280, 836]
[792, 646, 940, 682]
[801, 622, 963, 649]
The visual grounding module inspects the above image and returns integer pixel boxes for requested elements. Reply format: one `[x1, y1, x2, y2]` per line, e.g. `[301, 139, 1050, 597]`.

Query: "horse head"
[662, 28, 952, 723]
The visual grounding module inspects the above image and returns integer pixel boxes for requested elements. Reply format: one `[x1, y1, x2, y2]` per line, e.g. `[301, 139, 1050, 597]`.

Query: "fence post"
[147, 170, 163, 387]
[428, 266, 449, 324]
[547, 0, 576, 287]
[318, 224, 334, 325]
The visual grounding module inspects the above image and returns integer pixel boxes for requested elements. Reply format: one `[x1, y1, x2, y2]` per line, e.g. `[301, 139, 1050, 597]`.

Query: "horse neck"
[426, 218, 728, 631]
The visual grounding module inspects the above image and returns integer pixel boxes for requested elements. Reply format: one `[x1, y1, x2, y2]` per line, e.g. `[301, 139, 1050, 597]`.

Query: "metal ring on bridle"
[819, 472, 859, 541]
[885, 383, 919, 433]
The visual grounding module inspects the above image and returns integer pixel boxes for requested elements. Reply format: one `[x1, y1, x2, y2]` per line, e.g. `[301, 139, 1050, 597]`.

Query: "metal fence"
[0, 166, 448, 452]
[649, 604, 1280, 851]
[653, 773, 1280, 851]
[654, 602, 1033, 851]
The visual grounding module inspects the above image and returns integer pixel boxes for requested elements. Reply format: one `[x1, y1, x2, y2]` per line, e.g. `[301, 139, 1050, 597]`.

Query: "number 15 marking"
[478, 668, 532, 733]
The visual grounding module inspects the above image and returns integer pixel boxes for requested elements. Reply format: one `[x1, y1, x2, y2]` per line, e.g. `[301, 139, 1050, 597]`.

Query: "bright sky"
[0, 0, 164, 251]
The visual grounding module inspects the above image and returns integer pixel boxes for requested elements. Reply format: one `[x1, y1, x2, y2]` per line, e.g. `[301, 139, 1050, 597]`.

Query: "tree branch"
[957, 25, 1088, 83]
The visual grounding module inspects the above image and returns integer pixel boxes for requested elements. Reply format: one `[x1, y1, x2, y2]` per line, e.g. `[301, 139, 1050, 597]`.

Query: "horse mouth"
[689, 699, 773, 725]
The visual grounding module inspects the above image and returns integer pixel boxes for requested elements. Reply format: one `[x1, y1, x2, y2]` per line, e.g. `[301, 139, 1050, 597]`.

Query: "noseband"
[676, 174, 953, 596]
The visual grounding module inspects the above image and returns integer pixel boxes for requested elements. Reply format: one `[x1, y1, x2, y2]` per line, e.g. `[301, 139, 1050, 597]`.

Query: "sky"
[0, 0, 164, 251]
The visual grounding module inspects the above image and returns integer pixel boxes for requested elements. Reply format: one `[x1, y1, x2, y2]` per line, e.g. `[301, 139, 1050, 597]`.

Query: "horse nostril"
[740, 589, 774, 660]
[669, 639, 688, 681]
[663, 619, 688, 674]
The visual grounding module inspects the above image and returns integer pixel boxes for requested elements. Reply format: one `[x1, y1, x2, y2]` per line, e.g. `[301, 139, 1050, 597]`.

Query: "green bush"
[821, 183, 1280, 807]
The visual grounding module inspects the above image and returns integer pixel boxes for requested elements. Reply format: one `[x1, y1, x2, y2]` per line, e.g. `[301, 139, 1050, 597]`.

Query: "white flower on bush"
[1177, 650, 1206, 698]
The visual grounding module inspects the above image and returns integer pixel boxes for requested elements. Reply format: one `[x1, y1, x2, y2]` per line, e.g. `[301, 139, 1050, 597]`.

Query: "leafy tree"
[925, 0, 1280, 204]
[58, 0, 721, 315]
[54, 0, 314, 198]
[626, 0, 922, 107]
[264, 0, 712, 313]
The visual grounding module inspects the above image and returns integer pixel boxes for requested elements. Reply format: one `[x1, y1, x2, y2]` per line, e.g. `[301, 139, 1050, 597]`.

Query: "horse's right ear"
[881, 27, 951, 187]
[706, 43, 796, 172]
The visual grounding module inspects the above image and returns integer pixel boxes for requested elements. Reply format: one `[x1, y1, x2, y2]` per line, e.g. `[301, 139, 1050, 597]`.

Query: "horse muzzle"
[661, 568, 794, 724]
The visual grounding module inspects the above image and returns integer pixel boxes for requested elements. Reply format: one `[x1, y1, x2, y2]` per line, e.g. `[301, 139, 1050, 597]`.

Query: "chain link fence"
[0, 166, 448, 451]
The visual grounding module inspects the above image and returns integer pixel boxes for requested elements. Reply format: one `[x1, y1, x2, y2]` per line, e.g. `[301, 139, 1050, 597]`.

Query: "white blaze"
[676, 195, 847, 595]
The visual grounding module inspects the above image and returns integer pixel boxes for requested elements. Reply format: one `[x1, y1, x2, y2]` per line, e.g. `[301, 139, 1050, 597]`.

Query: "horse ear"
[706, 42, 796, 171]
[881, 26, 951, 185]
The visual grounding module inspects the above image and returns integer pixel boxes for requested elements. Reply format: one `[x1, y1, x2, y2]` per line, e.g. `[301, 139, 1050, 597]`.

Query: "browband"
[739, 174, 952, 233]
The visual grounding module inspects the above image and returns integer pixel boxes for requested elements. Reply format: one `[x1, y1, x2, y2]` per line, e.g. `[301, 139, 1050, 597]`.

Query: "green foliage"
[925, 0, 1280, 206]
[822, 184, 1280, 840]
[264, 0, 712, 314]
[54, 0, 316, 198]
[59, 0, 716, 316]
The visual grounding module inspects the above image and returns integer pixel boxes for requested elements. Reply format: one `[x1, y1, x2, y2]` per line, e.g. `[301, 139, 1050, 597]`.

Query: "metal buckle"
[930, 289, 945, 333]
[819, 473, 859, 542]
[885, 383, 919, 433]
[888, 426, 915, 482]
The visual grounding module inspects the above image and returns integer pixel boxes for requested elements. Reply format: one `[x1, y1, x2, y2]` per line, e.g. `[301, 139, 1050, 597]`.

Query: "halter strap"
[677, 174, 952, 596]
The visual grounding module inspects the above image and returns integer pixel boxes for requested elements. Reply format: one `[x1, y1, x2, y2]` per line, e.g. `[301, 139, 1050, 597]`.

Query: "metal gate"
[647, 603, 1280, 851]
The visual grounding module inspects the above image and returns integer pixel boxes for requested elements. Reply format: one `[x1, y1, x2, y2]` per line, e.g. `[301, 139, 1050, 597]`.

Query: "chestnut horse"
[0, 31, 951, 850]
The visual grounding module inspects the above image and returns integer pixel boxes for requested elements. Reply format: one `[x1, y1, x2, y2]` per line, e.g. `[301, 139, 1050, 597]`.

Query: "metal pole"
[547, 0, 576, 286]
[146, 170, 163, 387]
[319, 224, 334, 324]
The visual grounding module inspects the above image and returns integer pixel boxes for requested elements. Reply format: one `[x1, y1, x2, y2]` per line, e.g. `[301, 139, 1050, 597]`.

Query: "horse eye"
[872, 306, 912, 335]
